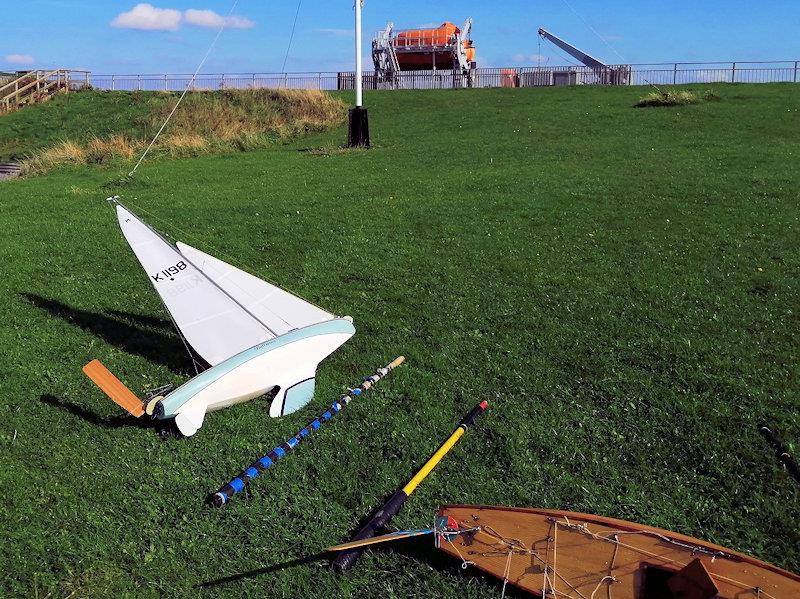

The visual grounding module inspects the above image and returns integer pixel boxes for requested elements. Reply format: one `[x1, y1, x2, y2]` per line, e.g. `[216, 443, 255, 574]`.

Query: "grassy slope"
[0, 89, 344, 165]
[0, 91, 155, 161]
[1, 84, 798, 597]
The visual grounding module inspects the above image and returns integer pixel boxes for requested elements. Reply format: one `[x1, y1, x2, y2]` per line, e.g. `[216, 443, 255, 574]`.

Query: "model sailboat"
[82, 198, 355, 436]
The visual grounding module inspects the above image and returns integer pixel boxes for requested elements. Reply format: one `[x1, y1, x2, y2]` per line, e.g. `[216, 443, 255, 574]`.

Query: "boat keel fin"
[269, 367, 318, 417]
[281, 377, 316, 416]
[174, 403, 206, 437]
[82, 359, 145, 417]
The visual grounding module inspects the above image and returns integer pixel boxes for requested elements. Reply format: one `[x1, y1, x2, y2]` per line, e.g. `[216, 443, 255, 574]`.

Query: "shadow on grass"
[201, 490, 528, 594]
[760, 425, 800, 486]
[199, 538, 528, 597]
[199, 553, 328, 588]
[40, 394, 180, 436]
[296, 146, 369, 156]
[21, 293, 203, 373]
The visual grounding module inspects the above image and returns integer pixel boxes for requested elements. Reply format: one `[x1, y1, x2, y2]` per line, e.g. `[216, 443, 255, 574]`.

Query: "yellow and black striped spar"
[330, 400, 489, 572]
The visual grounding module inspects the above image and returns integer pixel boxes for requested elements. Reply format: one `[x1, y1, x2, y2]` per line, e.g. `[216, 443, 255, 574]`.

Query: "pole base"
[347, 107, 370, 148]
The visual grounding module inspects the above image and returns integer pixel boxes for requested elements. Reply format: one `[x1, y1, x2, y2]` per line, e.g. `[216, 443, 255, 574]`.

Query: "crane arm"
[537, 28, 608, 70]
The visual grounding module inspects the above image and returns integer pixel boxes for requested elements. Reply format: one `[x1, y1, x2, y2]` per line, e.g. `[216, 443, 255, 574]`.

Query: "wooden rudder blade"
[82, 359, 144, 417]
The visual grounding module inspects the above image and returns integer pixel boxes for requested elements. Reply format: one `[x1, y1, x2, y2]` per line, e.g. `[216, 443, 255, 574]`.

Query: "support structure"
[371, 22, 400, 87]
[537, 28, 630, 85]
[347, 0, 370, 147]
[371, 18, 476, 89]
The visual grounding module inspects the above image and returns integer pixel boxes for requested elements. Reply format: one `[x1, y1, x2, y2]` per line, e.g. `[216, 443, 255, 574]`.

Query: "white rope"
[128, 0, 242, 177]
[557, 518, 780, 599]
[589, 576, 616, 599]
[500, 549, 514, 599]
[445, 536, 474, 570]
[552, 520, 558, 597]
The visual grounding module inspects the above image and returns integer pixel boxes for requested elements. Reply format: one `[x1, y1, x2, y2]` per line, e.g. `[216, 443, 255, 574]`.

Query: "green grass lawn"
[1, 83, 799, 598]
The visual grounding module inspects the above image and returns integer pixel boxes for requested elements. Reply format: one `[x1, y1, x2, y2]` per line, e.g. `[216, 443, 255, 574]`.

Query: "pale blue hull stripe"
[282, 378, 316, 415]
[159, 318, 355, 418]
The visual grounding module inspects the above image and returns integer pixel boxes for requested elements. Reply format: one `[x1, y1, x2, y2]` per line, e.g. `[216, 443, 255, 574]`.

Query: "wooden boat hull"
[437, 505, 800, 599]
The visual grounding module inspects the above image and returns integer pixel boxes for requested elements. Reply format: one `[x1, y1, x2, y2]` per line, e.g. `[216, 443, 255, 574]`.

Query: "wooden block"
[668, 558, 719, 599]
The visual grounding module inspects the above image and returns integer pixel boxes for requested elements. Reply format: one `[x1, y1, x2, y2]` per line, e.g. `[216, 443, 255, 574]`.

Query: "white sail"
[115, 204, 273, 365]
[176, 242, 335, 336]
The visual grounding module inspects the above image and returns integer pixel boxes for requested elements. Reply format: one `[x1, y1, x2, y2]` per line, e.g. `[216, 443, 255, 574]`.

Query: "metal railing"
[624, 61, 799, 85]
[88, 61, 799, 93]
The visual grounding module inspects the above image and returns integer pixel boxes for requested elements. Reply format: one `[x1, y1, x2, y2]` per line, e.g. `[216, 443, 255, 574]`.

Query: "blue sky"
[2, 1, 799, 74]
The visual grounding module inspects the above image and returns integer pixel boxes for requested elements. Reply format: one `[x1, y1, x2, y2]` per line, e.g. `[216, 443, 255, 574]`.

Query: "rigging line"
[538, 35, 542, 68]
[128, 0, 242, 178]
[499, 549, 513, 599]
[478, 523, 591, 599]
[559, 521, 778, 597]
[557, 0, 627, 66]
[557, 0, 662, 92]
[281, 0, 303, 76]
[589, 576, 616, 599]
[552, 520, 559, 598]
[530, 552, 591, 599]
[445, 536, 474, 570]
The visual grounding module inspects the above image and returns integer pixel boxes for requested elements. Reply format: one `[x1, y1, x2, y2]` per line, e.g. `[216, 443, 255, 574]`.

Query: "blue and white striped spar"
[82, 198, 355, 436]
[211, 356, 404, 506]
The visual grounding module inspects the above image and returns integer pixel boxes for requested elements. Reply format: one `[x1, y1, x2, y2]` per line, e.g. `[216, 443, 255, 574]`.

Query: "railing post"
[795, 61, 798, 83]
[673, 63, 678, 84]
[731, 62, 736, 83]
[111, 75, 115, 91]
[137, 74, 141, 91]
[252, 73, 256, 88]
[164, 74, 168, 91]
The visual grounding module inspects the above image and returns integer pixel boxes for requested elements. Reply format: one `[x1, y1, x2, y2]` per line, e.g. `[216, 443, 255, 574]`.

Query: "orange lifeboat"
[391, 22, 475, 70]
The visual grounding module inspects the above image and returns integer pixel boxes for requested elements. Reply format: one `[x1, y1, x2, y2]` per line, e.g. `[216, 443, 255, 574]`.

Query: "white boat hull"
[157, 318, 355, 436]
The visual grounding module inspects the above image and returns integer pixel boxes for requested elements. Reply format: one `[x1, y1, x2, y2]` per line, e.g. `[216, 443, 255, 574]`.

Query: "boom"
[537, 27, 630, 86]
[537, 28, 607, 71]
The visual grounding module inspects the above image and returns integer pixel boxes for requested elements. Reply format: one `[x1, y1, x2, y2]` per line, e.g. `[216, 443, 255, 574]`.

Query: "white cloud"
[111, 4, 254, 31]
[112, 3, 182, 30]
[315, 28, 353, 38]
[184, 9, 254, 29]
[512, 53, 549, 65]
[472, 54, 493, 68]
[4, 54, 35, 65]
